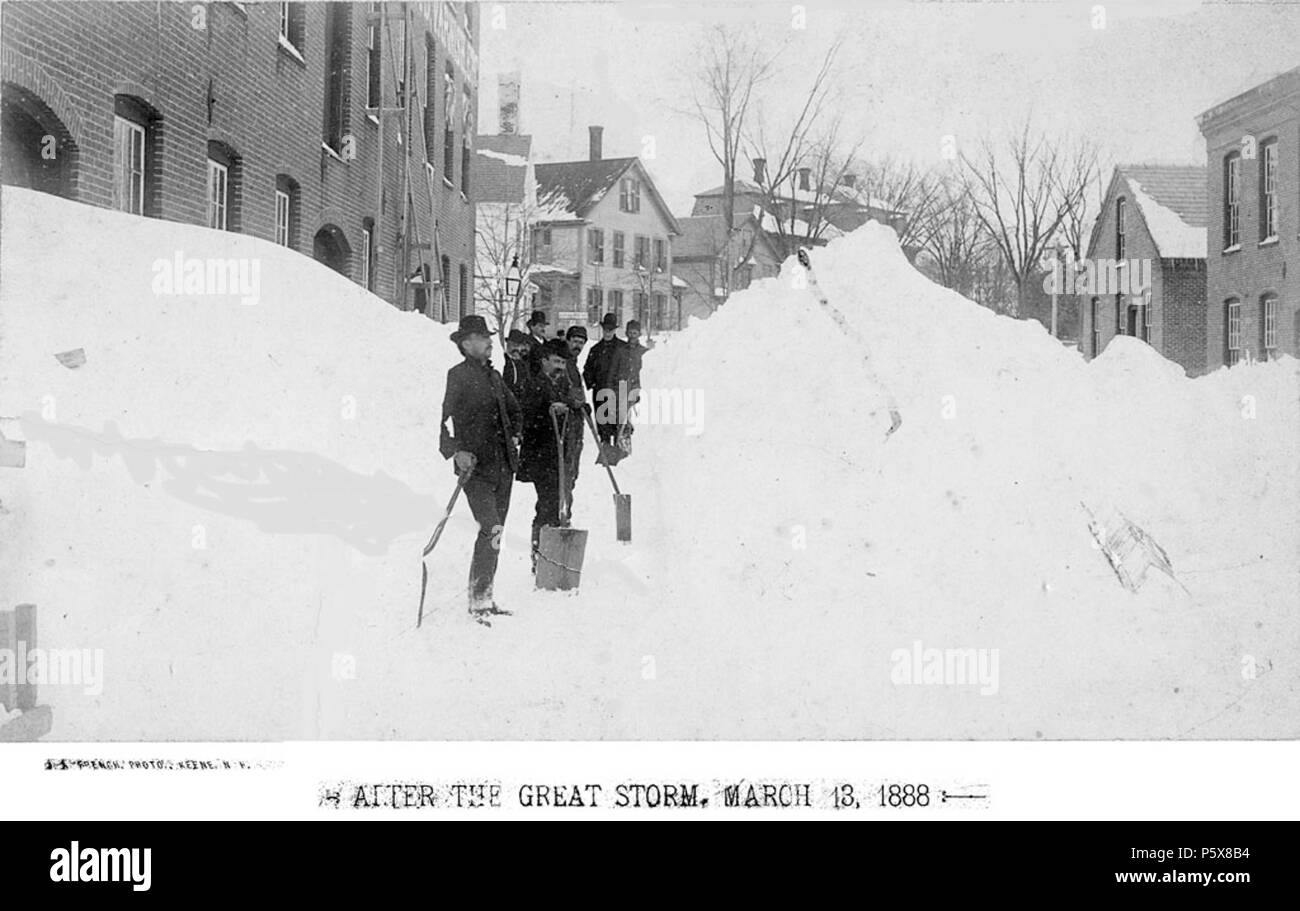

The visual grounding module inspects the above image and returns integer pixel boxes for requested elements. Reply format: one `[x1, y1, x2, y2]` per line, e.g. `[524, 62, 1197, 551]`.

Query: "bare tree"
[1054, 154, 1104, 263]
[915, 170, 988, 299]
[684, 25, 778, 297]
[855, 156, 945, 256]
[969, 249, 1020, 316]
[960, 116, 1099, 313]
[793, 117, 867, 246]
[746, 39, 854, 255]
[474, 197, 537, 344]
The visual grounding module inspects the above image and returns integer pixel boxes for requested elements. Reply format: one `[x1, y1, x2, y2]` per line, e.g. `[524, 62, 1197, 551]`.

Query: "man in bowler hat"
[439, 314, 522, 622]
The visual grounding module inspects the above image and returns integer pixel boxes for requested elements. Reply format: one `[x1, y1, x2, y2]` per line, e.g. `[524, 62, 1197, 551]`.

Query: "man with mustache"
[518, 338, 586, 573]
[439, 315, 522, 623]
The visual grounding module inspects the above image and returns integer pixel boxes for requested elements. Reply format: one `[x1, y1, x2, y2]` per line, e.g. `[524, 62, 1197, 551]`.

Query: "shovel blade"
[595, 442, 627, 467]
[536, 525, 588, 590]
[614, 493, 631, 542]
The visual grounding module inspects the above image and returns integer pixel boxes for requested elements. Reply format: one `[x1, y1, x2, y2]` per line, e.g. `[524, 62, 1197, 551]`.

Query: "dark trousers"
[463, 465, 513, 600]
[565, 431, 582, 496]
[592, 387, 623, 445]
[530, 470, 563, 562]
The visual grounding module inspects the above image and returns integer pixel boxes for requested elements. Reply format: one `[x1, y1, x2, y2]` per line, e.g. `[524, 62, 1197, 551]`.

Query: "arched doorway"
[1, 84, 77, 199]
[312, 224, 351, 277]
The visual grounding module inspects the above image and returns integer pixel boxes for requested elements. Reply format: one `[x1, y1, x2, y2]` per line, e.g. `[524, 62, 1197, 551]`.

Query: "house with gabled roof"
[530, 126, 682, 334]
[1081, 165, 1208, 375]
[673, 211, 783, 325]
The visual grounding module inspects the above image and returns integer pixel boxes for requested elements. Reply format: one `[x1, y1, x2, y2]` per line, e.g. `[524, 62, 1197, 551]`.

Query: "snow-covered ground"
[1, 185, 1295, 740]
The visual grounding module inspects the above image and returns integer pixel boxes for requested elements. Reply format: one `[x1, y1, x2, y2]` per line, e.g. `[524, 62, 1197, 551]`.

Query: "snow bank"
[1, 187, 1295, 740]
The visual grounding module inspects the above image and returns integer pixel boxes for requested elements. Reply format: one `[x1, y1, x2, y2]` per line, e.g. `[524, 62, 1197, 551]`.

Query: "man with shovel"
[562, 325, 590, 499]
[439, 315, 522, 622]
[519, 338, 586, 573]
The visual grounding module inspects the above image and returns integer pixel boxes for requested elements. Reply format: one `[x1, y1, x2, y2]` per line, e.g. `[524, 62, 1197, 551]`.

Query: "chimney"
[798, 167, 811, 191]
[588, 125, 603, 161]
[498, 72, 521, 135]
[843, 173, 856, 188]
[752, 157, 766, 184]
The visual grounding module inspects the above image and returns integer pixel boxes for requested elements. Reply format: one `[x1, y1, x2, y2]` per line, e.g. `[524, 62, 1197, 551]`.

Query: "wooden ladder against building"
[374, 3, 446, 321]
[406, 27, 451, 322]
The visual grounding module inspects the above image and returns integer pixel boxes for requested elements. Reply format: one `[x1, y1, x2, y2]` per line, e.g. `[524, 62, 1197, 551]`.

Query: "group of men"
[438, 308, 646, 624]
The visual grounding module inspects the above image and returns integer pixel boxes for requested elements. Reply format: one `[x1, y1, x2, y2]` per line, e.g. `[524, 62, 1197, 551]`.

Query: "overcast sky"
[477, 0, 1300, 214]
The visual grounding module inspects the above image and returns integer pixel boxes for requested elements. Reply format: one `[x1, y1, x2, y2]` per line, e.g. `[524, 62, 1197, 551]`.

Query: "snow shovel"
[416, 467, 472, 628]
[581, 406, 632, 542]
[592, 414, 629, 467]
[536, 409, 588, 591]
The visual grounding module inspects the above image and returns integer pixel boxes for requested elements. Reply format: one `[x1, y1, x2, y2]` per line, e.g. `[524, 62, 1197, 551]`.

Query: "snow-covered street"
[2, 185, 1296, 740]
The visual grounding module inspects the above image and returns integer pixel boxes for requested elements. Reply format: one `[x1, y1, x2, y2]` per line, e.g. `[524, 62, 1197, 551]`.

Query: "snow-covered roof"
[671, 274, 687, 288]
[533, 157, 681, 233]
[693, 177, 904, 217]
[1123, 167, 1207, 259]
[754, 205, 814, 238]
[528, 263, 579, 279]
[472, 134, 533, 205]
[534, 157, 637, 221]
[477, 147, 529, 168]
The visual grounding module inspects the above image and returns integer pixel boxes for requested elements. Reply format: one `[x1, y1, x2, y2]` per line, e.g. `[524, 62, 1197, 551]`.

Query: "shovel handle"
[551, 409, 570, 524]
[580, 406, 623, 497]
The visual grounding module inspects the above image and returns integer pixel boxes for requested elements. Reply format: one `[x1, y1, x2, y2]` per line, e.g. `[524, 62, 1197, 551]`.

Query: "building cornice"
[1196, 68, 1300, 136]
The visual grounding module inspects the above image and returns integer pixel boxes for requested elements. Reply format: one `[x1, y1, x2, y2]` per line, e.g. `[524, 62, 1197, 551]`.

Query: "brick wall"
[1161, 260, 1207, 375]
[0, 1, 477, 319]
[1199, 77, 1300, 368]
[1081, 174, 1208, 375]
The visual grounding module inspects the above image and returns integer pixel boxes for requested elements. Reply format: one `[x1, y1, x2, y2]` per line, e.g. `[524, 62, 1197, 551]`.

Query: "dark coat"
[439, 357, 522, 477]
[624, 342, 646, 390]
[518, 367, 584, 482]
[582, 336, 629, 393]
[525, 331, 548, 375]
[502, 355, 528, 400]
[565, 358, 590, 415]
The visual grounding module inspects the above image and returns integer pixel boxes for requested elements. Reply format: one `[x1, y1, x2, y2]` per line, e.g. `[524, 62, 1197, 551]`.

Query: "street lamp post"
[503, 255, 521, 337]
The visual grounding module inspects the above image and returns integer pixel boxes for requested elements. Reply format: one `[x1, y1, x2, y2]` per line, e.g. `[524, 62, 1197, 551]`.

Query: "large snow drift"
[1, 185, 1296, 739]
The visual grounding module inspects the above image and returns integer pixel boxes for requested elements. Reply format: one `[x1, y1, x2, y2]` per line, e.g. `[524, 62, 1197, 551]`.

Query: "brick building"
[531, 126, 680, 334]
[1196, 66, 1300, 369]
[1081, 165, 1208, 375]
[0, 1, 480, 320]
[690, 158, 906, 259]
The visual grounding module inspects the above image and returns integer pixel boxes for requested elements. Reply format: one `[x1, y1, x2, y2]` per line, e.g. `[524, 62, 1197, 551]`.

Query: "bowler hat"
[540, 338, 570, 359]
[527, 310, 548, 327]
[626, 319, 641, 331]
[600, 313, 618, 330]
[506, 330, 532, 346]
[566, 325, 588, 341]
[450, 314, 492, 345]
